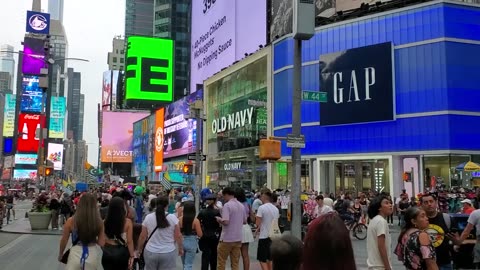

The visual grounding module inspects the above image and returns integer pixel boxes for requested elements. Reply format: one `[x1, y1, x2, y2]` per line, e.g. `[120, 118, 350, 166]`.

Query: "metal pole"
[290, 38, 303, 239]
[194, 108, 202, 212]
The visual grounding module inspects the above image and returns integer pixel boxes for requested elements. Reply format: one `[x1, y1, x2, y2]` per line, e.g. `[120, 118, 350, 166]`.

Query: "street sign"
[302, 91, 327, 102]
[187, 154, 207, 161]
[286, 134, 306, 148]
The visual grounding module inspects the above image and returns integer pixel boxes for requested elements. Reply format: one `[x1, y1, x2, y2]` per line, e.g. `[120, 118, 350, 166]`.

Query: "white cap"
[461, 199, 472, 205]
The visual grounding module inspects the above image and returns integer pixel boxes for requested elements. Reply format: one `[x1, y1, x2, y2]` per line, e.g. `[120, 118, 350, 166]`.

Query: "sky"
[0, 0, 125, 164]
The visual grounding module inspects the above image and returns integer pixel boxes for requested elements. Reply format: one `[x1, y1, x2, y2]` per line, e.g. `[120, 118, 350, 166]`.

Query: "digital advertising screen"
[22, 37, 47, 75]
[190, 0, 267, 93]
[102, 70, 112, 110]
[17, 113, 45, 153]
[47, 143, 63, 170]
[21, 75, 43, 113]
[112, 70, 119, 110]
[3, 138, 13, 154]
[101, 111, 150, 163]
[14, 153, 38, 165]
[13, 169, 37, 180]
[49, 96, 66, 138]
[163, 90, 203, 159]
[133, 117, 150, 177]
[154, 108, 165, 172]
[3, 94, 16, 137]
[125, 37, 174, 102]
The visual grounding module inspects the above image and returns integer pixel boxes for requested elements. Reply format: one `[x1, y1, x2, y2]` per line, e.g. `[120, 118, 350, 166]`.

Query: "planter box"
[28, 212, 52, 230]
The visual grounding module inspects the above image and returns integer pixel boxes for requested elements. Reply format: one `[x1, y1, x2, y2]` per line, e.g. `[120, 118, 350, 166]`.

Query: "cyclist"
[5, 190, 15, 222]
[335, 193, 355, 224]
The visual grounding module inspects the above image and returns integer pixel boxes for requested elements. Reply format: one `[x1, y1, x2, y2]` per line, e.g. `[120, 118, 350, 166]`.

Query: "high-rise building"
[66, 68, 82, 141]
[49, 20, 68, 97]
[78, 94, 85, 141]
[107, 36, 125, 71]
[125, 0, 154, 39]
[48, 0, 64, 23]
[0, 45, 15, 92]
[74, 140, 87, 180]
[0, 72, 11, 93]
[153, 0, 191, 101]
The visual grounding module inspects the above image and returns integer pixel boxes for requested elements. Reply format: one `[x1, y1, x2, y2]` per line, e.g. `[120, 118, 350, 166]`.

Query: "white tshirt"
[313, 204, 333, 218]
[366, 215, 391, 269]
[142, 212, 179, 254]
[252, 198, 262, 213]
[468, 209, 480, 237]
[256, 203, 280, 239]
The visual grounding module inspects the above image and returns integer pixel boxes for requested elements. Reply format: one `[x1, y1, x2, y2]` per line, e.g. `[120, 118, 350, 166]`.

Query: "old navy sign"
[319, 42, 395, 126]
[212, 107, 254, 134]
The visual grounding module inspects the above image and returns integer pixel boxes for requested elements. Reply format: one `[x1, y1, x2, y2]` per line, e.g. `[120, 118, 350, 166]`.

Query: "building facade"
[48, 0, 64, 23]
[125, 0, 154, 39]
[107, 36, 125, 71]
[49, 20, 68, 97]
[272, 1, 480, 196]
[204, 48, 270, 190]
[0, 45, 15, 92]
[153, 0, 190, 101]
[66, 68, 83, 141]
[0, 72, 10, 93]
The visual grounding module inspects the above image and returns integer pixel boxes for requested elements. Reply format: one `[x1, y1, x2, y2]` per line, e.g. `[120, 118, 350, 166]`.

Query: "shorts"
[6, 204, 13, 209]
[242, 224, 254, 243]
[474, 241, 480, 263]
[257, 238, 272, 262]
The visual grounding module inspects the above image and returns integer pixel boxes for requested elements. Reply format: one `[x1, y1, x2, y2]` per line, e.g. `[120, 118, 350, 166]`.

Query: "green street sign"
[302, 91, 327, 103]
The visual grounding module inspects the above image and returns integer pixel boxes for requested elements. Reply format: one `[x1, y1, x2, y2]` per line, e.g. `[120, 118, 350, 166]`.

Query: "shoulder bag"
[268, 205, 282, 239]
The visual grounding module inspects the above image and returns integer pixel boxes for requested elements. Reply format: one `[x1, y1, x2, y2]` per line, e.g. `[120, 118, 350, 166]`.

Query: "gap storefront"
[272, 1, 480, 196]
[204, 49, 270, 191]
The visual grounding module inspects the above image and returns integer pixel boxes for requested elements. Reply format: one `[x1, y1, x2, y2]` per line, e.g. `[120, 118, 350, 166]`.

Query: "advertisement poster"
[101, 111, 149, 163]
[190, 0, 267, 93]
[14, 154, 38, 165]
[3, 94, 16, 137]
[49, 96, 66, 138]
[47, 143, 63, 170]
[112, 70, 119, 110]
[102, 70, 112, 110]
[17, 113, 45, 153]
[13, 169, 37, 180]
[154, 108, 165, 172]
[133, 117, 150, 177]
[26, 10, 50, 34]
[319, 42, 394, 126]
[21, 76, 43, 113]
[22, 37, 47, 75]
[163, 90, 203, 159]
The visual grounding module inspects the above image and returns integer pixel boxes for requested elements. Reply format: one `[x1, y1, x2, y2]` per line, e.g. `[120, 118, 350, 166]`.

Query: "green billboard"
[126, 36, 174, 102]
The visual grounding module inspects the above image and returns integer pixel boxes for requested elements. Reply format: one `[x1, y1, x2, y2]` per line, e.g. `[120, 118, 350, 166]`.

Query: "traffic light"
[183, 164, 193, 174]
[45, 167, 53, 176]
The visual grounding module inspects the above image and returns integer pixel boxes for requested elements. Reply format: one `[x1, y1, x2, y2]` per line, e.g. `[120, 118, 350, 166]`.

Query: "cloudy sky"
[0, 0, 125, 164]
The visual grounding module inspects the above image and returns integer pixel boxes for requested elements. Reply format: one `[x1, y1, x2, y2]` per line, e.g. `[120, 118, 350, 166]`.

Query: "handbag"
[268, 206, 282, 239]
[61, 238, 79, 264]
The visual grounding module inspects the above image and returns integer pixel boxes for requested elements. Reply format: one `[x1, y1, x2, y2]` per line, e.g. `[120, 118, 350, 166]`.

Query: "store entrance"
[334, 159, 390, 194]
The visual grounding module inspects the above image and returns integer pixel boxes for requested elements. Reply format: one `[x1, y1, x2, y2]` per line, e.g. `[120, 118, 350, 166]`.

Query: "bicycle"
[345, 214, 368, 240]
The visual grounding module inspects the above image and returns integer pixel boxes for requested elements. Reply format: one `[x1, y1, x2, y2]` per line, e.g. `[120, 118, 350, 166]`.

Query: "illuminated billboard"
[47, 143, 63, 170]
[17, 113, 45, 153]
[163, 90, 203, 159]
[101, 111, 150, 163]
[3, 94, 16, 137]
[102, 70, 112, 110]
[26, 10, 50, 34]
[15, 154, 38, 165]
[133, 116, 151, 177]
[190, 0, 267, 93]
[154, 108, 165, 172]
[125, 37, 174, 102]
[21, 76, 43, 113]
[13, 169, 37, 180]
[49, 96, 66, 138]
[22, 37, 47, 75]
[112, 70, 119, 110]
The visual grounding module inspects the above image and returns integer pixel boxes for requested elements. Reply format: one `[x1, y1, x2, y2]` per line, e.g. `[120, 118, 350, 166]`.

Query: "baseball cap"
[461, 199, 472, 205]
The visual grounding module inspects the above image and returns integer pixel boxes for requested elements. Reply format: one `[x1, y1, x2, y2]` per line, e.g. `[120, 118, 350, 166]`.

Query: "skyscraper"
[107, 36, 125, 71]
[66, 68, 82, 141]
[48, 0, 64, 23]
[125, 0, 154, 39]
[49, 20, 68, 97]
[153, 0, 191, 100]
[0, 72, 11, 93]
[0, 45, 15, 92]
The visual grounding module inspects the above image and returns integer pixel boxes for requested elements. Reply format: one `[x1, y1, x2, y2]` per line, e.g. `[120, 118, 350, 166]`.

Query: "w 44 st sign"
[302, 91, 327, 102]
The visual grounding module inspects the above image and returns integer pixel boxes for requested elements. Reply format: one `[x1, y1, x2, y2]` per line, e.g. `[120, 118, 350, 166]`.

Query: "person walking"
[179, 201, 203, 270]
[197, 194, 221, 270]
[142, 195, 183, 270]
[102, 197, 135, 270]
[216, 187, 247, 270]
[235, 188, 254, 270]
[255, 190, 280, 270]
[58, 193, 105, 270]
[366, 194, 394, 270]
[49, 193, 61, 230]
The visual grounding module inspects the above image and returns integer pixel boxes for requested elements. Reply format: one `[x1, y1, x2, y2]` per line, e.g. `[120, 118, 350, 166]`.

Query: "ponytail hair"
[155, 196, 170, 228]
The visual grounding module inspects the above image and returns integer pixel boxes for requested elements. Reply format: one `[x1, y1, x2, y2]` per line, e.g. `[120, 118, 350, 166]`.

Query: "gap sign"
[302, 91, 327, 102]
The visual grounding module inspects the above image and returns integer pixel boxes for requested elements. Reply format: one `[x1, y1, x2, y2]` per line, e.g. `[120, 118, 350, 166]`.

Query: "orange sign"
[154, 108, 165, 172]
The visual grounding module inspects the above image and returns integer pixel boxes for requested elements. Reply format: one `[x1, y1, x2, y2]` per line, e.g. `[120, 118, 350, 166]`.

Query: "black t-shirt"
[197, 206, 221, 238]
[399, 201, 410, 212]
[427, 212, 452, 266]
[5, 195, 13, 204]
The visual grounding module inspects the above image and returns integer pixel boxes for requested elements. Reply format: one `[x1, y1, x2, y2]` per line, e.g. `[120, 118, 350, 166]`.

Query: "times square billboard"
[190, 0, 267, 93]
[22, 37, 47, 75]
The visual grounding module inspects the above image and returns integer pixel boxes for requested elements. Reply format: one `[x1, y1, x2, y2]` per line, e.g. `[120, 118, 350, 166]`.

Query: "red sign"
[17, 113, 45, 153]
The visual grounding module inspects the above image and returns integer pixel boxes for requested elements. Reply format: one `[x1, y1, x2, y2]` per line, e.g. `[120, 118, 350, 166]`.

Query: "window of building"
[120, 66, 123, 70]
[120, 58, 124, 63]
[113, 57, 117, 63]
[113, 65, 117, 69]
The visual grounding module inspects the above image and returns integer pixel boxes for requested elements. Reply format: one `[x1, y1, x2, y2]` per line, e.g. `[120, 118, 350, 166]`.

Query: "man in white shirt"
[366, 194, 393, 270]
[256, 190, 280, 270]
[313, 195, 333, 218]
